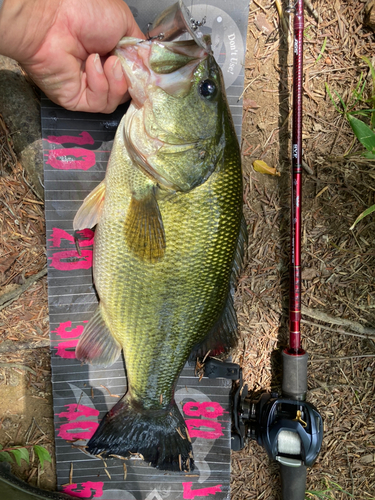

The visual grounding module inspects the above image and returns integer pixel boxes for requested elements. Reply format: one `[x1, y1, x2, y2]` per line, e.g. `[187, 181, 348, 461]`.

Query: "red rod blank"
[289, 1, 304, 353]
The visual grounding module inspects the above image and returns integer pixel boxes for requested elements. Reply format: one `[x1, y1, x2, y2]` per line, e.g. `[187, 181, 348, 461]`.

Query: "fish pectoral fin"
[75, 305, 121, 367]
[73, 180, 106, 230]
[190, 291, 239, 360]
[124, 189, 166, 263]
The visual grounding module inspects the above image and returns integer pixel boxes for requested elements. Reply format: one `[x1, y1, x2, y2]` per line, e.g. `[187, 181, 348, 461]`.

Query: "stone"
[365, 0, 375, 30]
[0, 56, 44, 200]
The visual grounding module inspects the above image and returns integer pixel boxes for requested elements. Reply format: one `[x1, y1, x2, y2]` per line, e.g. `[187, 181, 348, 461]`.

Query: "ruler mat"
[42, 1, 249, 499]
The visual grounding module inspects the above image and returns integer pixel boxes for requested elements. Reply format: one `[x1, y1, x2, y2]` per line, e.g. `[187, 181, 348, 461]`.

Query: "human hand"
[0, 0, 144, 113]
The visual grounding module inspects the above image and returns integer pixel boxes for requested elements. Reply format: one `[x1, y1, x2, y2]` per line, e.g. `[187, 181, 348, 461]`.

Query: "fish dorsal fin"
[190, 291, 239, 360]
[232, 215, 248, 283]
[124, 189, 166, 263]
[73, 180, 106, 230]
[75, 305, 121, 367]
[190, 215, 248, 360]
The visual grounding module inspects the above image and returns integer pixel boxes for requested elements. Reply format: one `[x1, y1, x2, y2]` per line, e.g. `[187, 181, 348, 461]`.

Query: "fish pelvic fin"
[124, 188, 166, 263]
[73, 180, 106, 230]
[75, 305, 121, 367]
[86, 396, 194, 472]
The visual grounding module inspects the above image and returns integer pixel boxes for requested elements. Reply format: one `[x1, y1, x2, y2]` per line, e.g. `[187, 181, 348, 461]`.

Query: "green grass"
[306, 479, 355, 499]
[326, 56, 375, 230]
[0, 444, 51, 469]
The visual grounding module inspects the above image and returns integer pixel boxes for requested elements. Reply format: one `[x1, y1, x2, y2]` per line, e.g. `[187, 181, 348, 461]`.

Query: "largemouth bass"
[74, 36, 246, 472]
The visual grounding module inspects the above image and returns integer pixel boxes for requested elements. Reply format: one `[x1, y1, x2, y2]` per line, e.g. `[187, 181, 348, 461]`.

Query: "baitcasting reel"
[205, 356, 323, 500]
[231, 378, 323, 469]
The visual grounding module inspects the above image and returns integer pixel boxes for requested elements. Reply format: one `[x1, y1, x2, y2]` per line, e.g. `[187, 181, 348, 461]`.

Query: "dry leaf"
[253, 159, 281, 176]
[255, 14, 273, 34]
[0, 252, 18, 274]
[243, 98, 260, 110]
[360, 454, 374, 464]
[301, 268, 320, 280]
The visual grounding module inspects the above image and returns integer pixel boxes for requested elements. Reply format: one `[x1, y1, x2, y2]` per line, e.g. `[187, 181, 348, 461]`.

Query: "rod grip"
[280, 464, 307, 500]
[282, 350, 308, 400]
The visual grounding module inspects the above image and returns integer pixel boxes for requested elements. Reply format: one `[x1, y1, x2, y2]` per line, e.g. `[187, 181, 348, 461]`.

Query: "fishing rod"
[228, 1, 323, 499]
[277, 1, 324, 496]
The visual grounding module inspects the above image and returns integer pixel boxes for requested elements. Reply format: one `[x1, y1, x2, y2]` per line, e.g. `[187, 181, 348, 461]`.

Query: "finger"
[115, 1, 146, 41]
[78, 52, 112, 113]
[102, 55, 129, 112]
[124, 12, 145, 40]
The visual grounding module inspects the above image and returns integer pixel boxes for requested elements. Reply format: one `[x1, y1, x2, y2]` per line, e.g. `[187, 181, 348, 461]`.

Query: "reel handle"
[279, 350, 308, 499]
[280, 464, 307, 500]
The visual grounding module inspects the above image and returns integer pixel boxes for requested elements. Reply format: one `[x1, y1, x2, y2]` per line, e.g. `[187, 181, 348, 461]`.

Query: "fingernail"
[94, 53, 103, 74]
[112, 58, 124, 80]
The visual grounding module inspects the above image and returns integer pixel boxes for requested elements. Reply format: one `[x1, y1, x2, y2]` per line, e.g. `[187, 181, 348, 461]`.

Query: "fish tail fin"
[86, 395, 194, 472]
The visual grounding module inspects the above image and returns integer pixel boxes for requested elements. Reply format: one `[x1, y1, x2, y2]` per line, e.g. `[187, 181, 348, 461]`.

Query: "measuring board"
[42, 1, 250, 499]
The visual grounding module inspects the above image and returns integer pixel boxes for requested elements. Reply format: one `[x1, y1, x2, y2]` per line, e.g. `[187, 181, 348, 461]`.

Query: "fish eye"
[199, 79, 217, 99]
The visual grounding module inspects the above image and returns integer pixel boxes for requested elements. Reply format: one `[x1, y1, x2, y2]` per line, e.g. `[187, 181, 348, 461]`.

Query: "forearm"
[0, 0, 59, 62]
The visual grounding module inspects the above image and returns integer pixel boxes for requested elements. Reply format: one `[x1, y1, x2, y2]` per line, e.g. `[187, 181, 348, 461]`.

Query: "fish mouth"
[115, 37, 212, 192]
[114, 38, 208, 106]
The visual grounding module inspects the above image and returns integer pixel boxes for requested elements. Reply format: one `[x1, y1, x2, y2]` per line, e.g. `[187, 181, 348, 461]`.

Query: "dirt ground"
[0, 0, 375, 498]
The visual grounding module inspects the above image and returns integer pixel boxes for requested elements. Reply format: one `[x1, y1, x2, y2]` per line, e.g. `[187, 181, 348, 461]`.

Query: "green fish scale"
[94, 113, 242, 411]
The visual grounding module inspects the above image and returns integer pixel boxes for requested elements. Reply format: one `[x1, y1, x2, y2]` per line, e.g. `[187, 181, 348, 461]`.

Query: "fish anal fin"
[124, 190, 166, 263]
[75, 306, 121, 367]
[73, 180, 106, 230]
